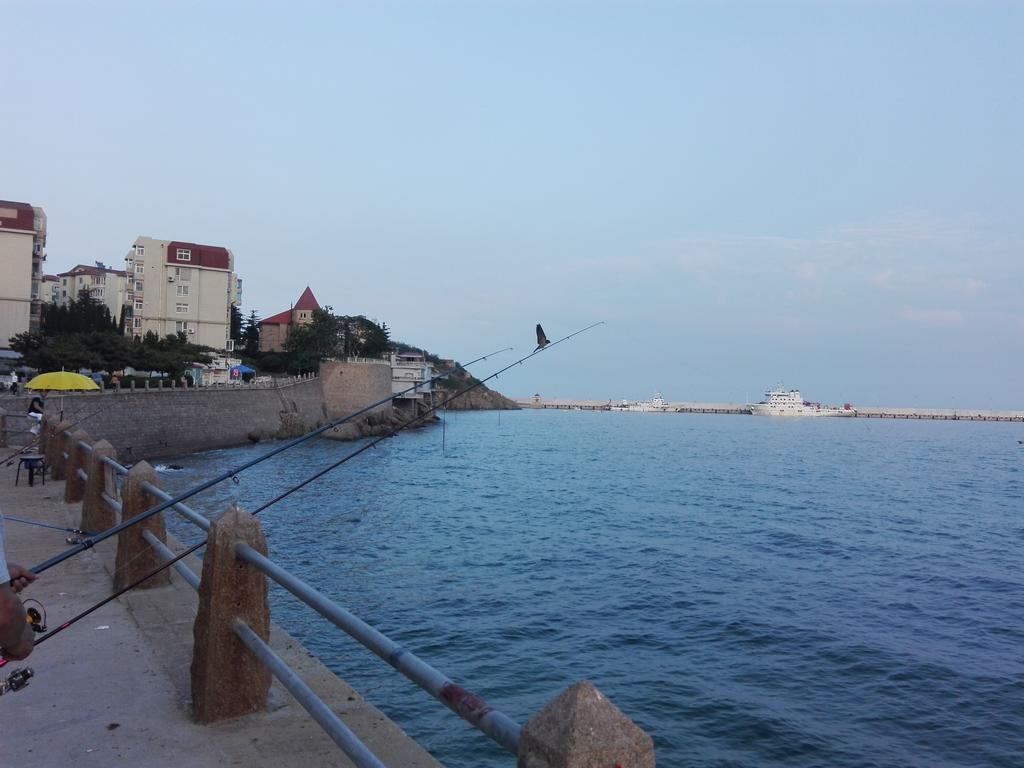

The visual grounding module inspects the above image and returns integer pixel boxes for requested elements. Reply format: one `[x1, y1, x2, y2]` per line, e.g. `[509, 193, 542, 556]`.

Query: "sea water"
[161, 410, 1024, 767]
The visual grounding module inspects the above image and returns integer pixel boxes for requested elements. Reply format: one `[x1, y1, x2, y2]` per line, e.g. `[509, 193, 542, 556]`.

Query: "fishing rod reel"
[0, 667, 34, 696]
[24, 600, 47, 633]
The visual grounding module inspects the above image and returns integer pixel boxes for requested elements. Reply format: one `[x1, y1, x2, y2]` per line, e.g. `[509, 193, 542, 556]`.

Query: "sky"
[2, 1, 1021, 408]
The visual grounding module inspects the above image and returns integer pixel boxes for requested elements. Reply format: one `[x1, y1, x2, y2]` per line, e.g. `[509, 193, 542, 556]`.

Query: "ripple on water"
[161, 412, 1024, 768]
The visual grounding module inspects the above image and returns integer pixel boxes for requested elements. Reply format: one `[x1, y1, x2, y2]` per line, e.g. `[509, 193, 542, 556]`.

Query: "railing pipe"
[140, 480, 211, 532]
[77, 440, 93, 454]
[100, 455, 129, 475]
[141, 530, 200, 590]
[232, 620, 387, 768]
[76, 468, 88, 481]
[234, 543, 522, 754]
[102, 492, 123, 515]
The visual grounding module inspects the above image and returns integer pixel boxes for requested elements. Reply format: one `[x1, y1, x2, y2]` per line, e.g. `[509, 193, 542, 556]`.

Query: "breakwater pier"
[515, 397, 1024, 421]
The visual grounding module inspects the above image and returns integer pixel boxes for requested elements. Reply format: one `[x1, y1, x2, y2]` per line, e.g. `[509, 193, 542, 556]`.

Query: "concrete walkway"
[0, 458, 442, 768]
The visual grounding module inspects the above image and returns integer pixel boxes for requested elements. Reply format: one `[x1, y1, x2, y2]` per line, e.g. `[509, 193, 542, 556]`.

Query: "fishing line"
[26, 347, 512, 577]
[16, 322, 602, 661]
[2, 516, 93, 537]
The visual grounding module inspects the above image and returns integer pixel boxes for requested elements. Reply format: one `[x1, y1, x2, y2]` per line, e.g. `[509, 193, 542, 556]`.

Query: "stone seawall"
[44, 378, 327, 462]
[319, 360, 393, 420]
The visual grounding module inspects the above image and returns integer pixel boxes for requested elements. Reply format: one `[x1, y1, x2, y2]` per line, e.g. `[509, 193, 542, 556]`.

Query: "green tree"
[243, 310, 261, 356]
[41, 289, 117, 335]
[283, 307, 344, 372]
[230, 304, 243, 342]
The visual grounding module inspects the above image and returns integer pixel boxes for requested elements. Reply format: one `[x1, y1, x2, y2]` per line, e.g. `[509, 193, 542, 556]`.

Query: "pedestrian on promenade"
[27, 393, 45, 436]
[111, 373, 120, 390]
[8, 374, 18, 396]
[0, 510, 38, 660]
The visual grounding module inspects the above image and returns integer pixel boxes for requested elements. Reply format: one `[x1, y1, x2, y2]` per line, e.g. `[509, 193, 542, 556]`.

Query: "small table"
[15, 455, 46, 487]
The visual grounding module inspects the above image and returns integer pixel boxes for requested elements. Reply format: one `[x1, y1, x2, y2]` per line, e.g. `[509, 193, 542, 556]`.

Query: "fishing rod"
[12, 321, 603, 667]
[26, 347, 512, 578]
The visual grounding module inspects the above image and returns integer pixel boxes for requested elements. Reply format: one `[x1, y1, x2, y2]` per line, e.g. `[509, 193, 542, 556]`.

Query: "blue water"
[161, 410, 1024, 767]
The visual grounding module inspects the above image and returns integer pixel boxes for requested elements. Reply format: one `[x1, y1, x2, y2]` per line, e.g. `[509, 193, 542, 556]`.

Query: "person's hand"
[7, 564, 37, 594]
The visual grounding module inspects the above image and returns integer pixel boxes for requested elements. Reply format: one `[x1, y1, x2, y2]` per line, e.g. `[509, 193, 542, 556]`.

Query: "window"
[134, 301, 143, 312]
[133, 317, 142, 329]
[176, 303, 189, 313]
[176, 267, 191, 281]
[135, 264, 143, 274]
[176, 321, 189, 333]
[134, 245, 145, 256]
[176, 248, 191, 261]
[135, 280, 143, 291]
[176, 284, 190, 297]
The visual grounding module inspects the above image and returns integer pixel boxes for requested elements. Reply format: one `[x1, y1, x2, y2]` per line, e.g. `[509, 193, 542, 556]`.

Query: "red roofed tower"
[258, 287, 321, 352]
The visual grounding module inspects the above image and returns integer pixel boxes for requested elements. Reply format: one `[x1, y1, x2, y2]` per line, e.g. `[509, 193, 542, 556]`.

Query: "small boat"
[749, 387, 855, 417]
[612, 393, 669, 412]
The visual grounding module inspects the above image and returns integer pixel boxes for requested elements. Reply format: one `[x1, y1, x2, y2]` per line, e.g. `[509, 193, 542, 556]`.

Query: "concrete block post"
[47, 421, 73, 481]
[191, 504, 271, 723]
[114, 462, 170, 591]
[82, 440, 117, 534]
[517, 680, 655, 768]
[37, 416, 51, 453]
[64, 429, 91, 503]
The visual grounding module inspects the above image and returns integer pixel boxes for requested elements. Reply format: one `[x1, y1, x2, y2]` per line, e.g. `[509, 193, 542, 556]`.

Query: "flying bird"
[534, 324, 550, 352]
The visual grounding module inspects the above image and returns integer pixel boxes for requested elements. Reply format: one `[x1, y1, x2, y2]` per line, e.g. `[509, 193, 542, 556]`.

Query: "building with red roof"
[124, 236, 240, 351]
[258, 287, 320, 352]
[56, 263, 129, 321]
[0, 200, 47, 352]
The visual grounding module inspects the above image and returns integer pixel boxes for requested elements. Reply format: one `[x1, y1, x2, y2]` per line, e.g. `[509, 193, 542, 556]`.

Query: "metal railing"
[51, 423, 521, 766]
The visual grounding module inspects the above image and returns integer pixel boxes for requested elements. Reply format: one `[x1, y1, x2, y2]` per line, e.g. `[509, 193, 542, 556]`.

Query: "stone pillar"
[64, 429, 91, 503]
[517, 681, 655, 768]
[191, 504, 271, 723]
[82, 440, 118, 534]
[47, 420, 72, 481]
[37, 416, 51, 453]
[114, 461, 170, 591]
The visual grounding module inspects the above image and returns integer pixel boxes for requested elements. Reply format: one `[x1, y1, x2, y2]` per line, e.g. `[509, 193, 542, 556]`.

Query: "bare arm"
[0, 584, 33, 660]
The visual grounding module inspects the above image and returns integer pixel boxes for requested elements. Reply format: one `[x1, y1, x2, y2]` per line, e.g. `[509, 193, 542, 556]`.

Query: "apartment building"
[0, 200, 46, 350]
[57, 263, 128, 321]
[40, 274, 61, 304]
[125, 236, 239, 350]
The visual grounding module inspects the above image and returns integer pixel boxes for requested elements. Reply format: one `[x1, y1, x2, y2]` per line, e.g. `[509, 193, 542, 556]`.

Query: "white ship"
[749, 388, 855, 417]
[612, 393, 669, 412]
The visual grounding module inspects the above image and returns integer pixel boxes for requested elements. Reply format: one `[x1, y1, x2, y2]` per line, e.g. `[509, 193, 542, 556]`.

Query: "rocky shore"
[323, 381, 518, 441]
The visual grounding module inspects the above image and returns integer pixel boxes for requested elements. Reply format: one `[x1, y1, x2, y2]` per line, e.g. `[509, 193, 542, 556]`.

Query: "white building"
[390, 350, 435, 400]
[56, 263, 128, 321]
[125, 236, 240, 351]
[0, 200, 46, 350]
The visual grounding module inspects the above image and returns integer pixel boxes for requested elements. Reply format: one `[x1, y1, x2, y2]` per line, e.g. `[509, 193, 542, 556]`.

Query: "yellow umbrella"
[25, 371, 100, 391]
